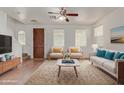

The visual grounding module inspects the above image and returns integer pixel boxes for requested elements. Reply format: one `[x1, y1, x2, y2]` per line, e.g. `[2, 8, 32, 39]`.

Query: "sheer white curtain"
[75, 29, 87, 47]
[53, 29, 64, 47]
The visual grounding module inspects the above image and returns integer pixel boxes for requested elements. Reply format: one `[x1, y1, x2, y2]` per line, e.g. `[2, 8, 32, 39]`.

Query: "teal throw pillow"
[104, 51, 115, 60]
[120, 55, 124, 59]
[96, 49, 106, 57]
[113, 52, 121, 60]
[118, 53, 124, 58]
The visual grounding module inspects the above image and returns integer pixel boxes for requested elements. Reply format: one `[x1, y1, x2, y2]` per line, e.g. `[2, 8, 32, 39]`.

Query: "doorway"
[33, 28, 44, 59]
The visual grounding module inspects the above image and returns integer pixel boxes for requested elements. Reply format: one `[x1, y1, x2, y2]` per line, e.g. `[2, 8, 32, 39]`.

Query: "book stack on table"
[62, 60, 75, 64]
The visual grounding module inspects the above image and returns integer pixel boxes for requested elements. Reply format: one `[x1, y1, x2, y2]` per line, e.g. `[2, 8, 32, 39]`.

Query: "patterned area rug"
[25, 60, 117, 85]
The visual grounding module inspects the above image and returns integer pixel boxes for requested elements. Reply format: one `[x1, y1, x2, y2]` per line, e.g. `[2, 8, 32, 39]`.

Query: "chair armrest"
[115, 59, 124, 62]
[115, 59, 124, 72]
[117, 61, 124, 84]
[114, 59, 124, 83]
[48, 51, 52, 54]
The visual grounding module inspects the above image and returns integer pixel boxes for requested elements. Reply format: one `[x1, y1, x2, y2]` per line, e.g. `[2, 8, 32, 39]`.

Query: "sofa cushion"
[104, 51, 115, 60]
[90, 56, 105, 65]
[96, 49, 106, 57]
[103, 61, 116, 74]
[50, 53, 63, 58]
[70, 53, 83, 58]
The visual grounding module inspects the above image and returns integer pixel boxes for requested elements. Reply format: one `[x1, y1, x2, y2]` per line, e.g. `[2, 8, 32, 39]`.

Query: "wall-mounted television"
[0, 35, 12, 54]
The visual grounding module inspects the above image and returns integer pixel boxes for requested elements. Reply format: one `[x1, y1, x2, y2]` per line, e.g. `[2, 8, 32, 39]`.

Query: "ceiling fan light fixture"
[59, 16, 65, 21]
[66, 17, 69, 22]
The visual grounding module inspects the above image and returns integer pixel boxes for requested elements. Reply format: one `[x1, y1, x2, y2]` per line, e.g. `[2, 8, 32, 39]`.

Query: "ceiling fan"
[48, 7, 78, 22]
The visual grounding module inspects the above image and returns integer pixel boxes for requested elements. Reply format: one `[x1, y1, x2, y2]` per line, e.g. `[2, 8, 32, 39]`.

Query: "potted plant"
[64, 53, 71, 60]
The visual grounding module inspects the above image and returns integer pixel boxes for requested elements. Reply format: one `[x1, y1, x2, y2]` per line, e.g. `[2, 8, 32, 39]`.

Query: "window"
[53, 29, 64, 47]
[18, 31, 26, 45]
[75, 29, 87, 47]
[94, 25, 103, 37]
[94, 25, 104, 47]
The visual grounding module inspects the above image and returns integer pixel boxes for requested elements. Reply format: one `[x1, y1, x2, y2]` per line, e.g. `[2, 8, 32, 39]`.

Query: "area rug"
[25, 60, 117, 85]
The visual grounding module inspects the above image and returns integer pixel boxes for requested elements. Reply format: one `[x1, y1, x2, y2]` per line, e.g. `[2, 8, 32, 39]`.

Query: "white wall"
[7, 17, 22, 61]
[0, 11, 7, 35]
[0, 11, 22, 62]
[95, 8, 124, 52]
[15, 24, 94, 58]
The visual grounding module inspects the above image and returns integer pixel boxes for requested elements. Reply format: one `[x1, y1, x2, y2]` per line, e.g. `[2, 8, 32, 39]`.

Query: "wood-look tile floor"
[0, 59, 43, 85]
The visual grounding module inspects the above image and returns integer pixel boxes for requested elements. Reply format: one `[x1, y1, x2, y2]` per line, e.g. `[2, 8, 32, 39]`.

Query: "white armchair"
[48, 47, 64, 60]
[68, 47, 83, 59]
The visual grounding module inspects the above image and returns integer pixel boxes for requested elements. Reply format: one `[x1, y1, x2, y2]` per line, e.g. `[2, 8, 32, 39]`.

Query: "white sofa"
[90, 50, 124, 83]
[90, 56, 118, 77]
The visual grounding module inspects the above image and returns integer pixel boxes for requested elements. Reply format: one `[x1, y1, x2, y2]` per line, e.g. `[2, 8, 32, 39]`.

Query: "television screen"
[0, 35, 12, 54]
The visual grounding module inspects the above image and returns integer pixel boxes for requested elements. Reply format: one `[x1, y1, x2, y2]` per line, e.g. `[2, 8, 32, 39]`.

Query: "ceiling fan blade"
[48, 12, 59, 14]
[66, 13, 78, 16]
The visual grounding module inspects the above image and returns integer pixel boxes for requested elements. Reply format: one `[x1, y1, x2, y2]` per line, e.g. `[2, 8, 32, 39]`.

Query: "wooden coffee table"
[57, 59, 80, 77]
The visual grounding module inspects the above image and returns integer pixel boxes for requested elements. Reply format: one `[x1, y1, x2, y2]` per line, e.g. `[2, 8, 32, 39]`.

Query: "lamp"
[92, 44, 98, 52]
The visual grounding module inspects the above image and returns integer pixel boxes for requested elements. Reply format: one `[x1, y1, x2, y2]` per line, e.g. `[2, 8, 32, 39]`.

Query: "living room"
[0, 7, 124, 85]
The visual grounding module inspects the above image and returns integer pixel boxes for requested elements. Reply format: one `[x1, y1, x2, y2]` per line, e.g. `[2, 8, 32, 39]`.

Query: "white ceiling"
[0, 7, 117, 25]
